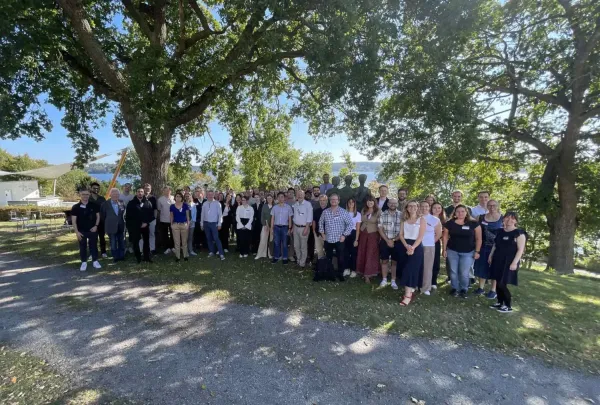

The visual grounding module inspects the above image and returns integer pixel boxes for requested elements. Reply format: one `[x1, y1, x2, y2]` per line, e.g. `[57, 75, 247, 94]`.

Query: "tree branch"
[581, 106, 600, 122]
[57, 0, 128, 96]
[483, 120, 556, 156]
[59, 51, 119, 101]
[121, 0, 154, 43]
[188, 0, 211, 31]
[484, 84, 571, 110]
[175, 26, 229, 57]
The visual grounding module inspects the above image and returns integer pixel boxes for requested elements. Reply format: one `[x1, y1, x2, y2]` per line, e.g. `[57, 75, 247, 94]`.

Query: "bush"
[0, 206, 70, 221]
[575, 256, 600, 273]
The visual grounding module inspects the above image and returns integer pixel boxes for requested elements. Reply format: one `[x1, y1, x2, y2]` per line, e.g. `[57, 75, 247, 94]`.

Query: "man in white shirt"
[201, 190, 225, 260]
[471, 191, 490, 218]
[156, 186, 175, 254]
[292, 190, 314, 268]
[119, 183, 134, 205]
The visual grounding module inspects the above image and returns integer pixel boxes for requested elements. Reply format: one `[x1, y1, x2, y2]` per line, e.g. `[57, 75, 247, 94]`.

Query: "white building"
[0, 180, 40, 206]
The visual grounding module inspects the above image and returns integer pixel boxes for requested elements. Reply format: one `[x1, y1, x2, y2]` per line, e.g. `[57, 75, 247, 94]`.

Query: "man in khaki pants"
[292, 190, 313, 268]
[312, 194, 328, 259]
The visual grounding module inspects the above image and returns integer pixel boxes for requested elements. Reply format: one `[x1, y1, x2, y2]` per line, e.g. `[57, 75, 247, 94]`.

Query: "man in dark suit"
[101, 188, 126, 262]
[126, 187, 155, 263]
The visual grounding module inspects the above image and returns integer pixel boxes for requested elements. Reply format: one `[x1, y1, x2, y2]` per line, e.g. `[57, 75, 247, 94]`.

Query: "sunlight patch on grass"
[520, 315, 545, 330]
[547, 301, 565, 311]
[203, 289, 232, 301]
[373, 320, 396, 334]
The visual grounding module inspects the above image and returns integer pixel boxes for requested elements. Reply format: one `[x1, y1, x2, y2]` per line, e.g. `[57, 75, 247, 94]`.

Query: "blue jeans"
[447, 249, 474, 292]
[273, 225, 288, 260]
[203, 221, 224, 255]
[108, 231, 125, 260]
[78, 231, 98, 262]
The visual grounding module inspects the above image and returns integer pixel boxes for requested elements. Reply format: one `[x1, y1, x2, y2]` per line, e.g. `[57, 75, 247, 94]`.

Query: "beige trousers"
[314, 231, 325, 259]
[172, 222, 189, 259]
[422, 245, 435, 291]
[256, 225, 273, 258]
[293, 225, 309, 266]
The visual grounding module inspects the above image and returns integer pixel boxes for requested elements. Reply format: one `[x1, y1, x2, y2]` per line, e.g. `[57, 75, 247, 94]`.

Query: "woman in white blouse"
[236, 196, 254, 258]
[396, 200, 426, 306]
[420, 200, 442, 295]
[344, 198, 362, 278]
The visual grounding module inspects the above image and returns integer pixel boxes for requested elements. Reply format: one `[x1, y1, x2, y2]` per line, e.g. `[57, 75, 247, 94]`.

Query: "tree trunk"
[547, 117, 581, 274]
[138, 140, 171, 191]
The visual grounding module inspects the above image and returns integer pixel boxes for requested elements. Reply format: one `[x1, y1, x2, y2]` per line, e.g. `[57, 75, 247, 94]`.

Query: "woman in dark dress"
[231, 195, 242, 250]
[488, 211, 526, 313]
[430, 202, 446, 289]
[474, 200, 503, 299]
[397, 200, 426, 306]
[219, 194, 233, 252]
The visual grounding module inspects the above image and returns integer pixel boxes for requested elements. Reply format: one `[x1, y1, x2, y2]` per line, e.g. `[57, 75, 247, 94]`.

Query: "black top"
[313, 207, 324, 226]
[125, 197, 155, 228]
[146, 195, 157, 211]
[444, 219, 480, 253]
[71, 201, 99, 232]
[90, 195, 106, 208]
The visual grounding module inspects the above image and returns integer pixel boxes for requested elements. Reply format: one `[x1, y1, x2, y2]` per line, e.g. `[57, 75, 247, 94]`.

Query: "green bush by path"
[1, 222, 598, 375]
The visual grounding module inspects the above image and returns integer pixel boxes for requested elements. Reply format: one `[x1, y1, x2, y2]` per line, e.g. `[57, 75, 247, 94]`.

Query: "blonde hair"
[402, 200, 420, 221]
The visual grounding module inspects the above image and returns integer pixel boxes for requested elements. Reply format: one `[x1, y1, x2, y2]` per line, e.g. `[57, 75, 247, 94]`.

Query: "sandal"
[400, 294, 413, 306]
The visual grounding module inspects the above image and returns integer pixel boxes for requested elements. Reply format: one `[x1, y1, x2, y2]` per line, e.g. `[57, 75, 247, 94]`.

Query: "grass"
[1, 222, 599, 375]
[0, 345, 132, 405]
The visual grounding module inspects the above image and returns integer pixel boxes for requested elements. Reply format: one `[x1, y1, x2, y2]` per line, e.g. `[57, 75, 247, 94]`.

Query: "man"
[378, 198, 402, 290]
[305, 188, 317, 263]
[119, 183, 134, 205]
[291, 190, 313, 268]
[311, 186, 321, 208]
[200, 190, 226, 260]
[101, 188, 126, 262]
[126, 187, 155, 263]
[143, 183, 158, 253]
[471, 191, 490, 218]
[271, 192, 293, 264]
[72, 188, 102, 272]
[193, 187, 206, 250]
[318, 193, 353, 281]
[397, 187, 408, 213]
[89, 182, 108, 258]
[445, 190, 471, 218]
[312, 194, 328, 260]
[285, 188, 296, 261]
[319, 174, 333, 196]
[157, 186, 175, 254]
[377, 185, 390, 212]
[259, 190, 266, 203]
[286, 188, 296, 206]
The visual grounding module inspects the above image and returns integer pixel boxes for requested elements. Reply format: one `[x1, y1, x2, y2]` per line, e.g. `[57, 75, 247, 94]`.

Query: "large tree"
[350, 0, 600, 273]
[1, 0, 393, 189]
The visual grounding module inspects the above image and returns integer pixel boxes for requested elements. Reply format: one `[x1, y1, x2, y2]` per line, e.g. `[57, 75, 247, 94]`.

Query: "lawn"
[1, 222, 599, 375]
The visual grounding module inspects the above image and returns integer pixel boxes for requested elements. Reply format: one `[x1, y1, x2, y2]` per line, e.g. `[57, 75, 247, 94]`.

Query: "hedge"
[0, 206, 71, 222]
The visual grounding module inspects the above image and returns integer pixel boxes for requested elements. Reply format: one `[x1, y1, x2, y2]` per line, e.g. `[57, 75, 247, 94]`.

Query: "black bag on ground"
[313, 257, 337, 282]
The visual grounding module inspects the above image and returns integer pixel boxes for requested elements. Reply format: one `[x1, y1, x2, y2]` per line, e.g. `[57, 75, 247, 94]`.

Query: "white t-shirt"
[471, 205, 488, 218]
[350, 212, 362, 228]
[403, 219, 422, 240]
[378, 198, 386, 209]
[422, 214, 440, 247]
[157, 195, 174, 223]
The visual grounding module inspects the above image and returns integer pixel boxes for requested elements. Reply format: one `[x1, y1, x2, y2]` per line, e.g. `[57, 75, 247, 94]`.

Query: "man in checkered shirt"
[318, 193, 354, 280]
[378, 198, 402, 290]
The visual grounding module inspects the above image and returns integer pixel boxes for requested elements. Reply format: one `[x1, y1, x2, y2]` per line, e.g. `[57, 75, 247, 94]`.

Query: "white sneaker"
[80, 262, 88, 272]
[379, 279, 388, 288]
[164, 249, 171, 254]
[101, 253, 108, 258]
[255, 256, 262, 260]
[431, 285, 437, 290]
[424, 290, 431, 296]
[350, 271, 357, 278]
[128, 247, 134, 254]
[240, 254, 244, 258]
[290, 257, 296, 262]
[220, 255, 225, 261]
[224, 249, 229, 253]
[243, 254, 248, 258]
[208, 252, 215, 257]
[190, 251, 197, 256]
[391, 280, 398, 290]
[343, 269, 351, 277]
[92, 261, 101, 269]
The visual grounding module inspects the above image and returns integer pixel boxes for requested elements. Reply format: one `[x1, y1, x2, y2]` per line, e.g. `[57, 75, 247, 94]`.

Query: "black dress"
[490, 228, 524, 286]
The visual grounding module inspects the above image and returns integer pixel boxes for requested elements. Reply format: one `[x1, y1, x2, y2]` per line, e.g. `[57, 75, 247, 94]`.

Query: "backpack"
[313, 257, 338, 282]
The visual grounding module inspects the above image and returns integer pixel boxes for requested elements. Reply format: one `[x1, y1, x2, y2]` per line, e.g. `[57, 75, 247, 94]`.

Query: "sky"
[2, 103, 373, 165]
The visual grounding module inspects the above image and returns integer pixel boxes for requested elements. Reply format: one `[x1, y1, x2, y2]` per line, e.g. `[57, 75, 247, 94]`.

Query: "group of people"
[71, 175, 526, 313]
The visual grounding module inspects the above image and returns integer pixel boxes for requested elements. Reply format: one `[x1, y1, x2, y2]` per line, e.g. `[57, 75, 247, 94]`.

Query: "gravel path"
[0, 252, 598, 405]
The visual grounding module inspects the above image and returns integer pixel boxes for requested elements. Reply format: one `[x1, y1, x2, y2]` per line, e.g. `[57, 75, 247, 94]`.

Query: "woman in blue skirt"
[474, 200, 503, 299]
[396, 200, 426, 306]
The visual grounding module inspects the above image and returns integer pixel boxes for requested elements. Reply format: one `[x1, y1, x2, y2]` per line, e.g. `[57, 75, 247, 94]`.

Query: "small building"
[0, 180, 40, 206]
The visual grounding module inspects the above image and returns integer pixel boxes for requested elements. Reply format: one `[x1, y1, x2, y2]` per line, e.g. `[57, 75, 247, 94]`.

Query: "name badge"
[80, 204, 86, 208]
[482, 221, 488, 225]
[140, 203, 144, 208]
[503, 236, 509, 240]
[462, 226, 470, 230]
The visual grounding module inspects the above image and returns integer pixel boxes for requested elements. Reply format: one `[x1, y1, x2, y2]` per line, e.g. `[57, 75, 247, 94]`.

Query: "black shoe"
[175, 258, 180, 263]
[184, 257, 188, 262]
[449, 288, 457, 296]
[460, 290, 468, 299]
[489, 303, 503, 309]
[271, 258, 279, 264]
[338, 275, 346, 282]
[137, 259, 142, 264]
[283, 260, 289, 265]
[151, 250, 156, 255]
[451, 290, 459, 298]
[497, 306, 513, 313]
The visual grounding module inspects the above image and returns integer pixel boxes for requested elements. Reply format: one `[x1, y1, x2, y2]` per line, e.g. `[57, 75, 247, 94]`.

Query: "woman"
[231, 194, 242, 246]
[425, 194, 436, 206]
[442, 205, 482, 298]
[430, 202, 446, 289]
[169, 191, 190, 262]
[420, 201, 442, 295]
[356, 197, 381, 282]
[184, 193, 198, 256]
[251, 194, 263, 254]
[236, 196, 254, 258]
[256, 194, 275, 259]
[488, 211, 526, 313]
[397, 200, 426, 306]
[217, 192, 224, 202]
[342, 198, 362, 278]
[219, 194, 233, 253]
[474, 199, 503, 299]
